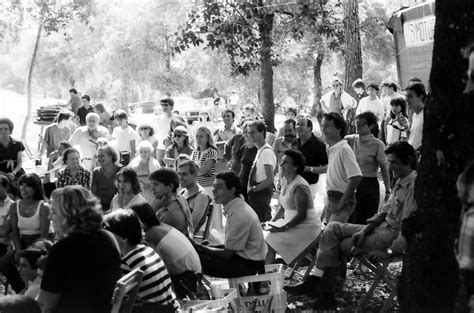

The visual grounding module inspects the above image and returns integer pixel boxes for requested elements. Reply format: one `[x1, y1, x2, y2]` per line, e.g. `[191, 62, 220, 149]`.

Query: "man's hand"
[367, 250, 390, 262]
[268, 225, 285, 233]
[352, 230, 365, 247]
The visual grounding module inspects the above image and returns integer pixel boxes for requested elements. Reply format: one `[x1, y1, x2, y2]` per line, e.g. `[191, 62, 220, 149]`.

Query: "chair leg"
[303, 254, 317, 281]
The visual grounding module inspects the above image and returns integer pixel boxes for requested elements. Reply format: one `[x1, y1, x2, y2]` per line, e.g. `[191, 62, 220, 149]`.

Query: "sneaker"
[312, 293, 337, 311]
[283, 275, 320, 297]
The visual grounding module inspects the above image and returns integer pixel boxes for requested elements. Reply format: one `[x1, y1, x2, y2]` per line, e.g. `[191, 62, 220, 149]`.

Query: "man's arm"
[336, 175, 362, 212]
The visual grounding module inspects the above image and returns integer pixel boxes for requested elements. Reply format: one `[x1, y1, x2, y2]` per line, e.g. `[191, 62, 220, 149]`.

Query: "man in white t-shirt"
[154, 98, 178, 166]
[356, 82, 384, 124]
[405, 82, 426, 152]
[111, 110, 139, 166]
[247, 120, 277, 222]
[321, 113, 362, 223]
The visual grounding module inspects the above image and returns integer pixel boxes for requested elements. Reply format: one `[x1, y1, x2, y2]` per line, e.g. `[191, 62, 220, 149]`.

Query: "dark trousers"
[350, 177, 380, 225]
[199, 252, 264, 278]
[0, 249, 24, 293]
[170, 271, 198, 299]
[247, 188, 273, 222]
[120, 152, 130, 166]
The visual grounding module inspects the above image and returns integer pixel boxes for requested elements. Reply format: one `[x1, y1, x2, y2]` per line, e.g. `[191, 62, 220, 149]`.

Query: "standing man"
[356, 82, 385, 124]
[228, 91, 240, 114]
[320, 78, 357, 120]
[111, 110, 139, 166]
[293, 117, 328, 198]
[178, 160, 212, 235]
[273, 119, 296, 166]
[405, 82, 426, 152]
[247, 120, 277, 222]
[77, 95, 95, 126]
[67, 88, 81, 116]
[154, 98, 178, 166]
[69, 113, 109, 172]
[214, 109, 241, 158]
[192, 171, 266, 278]
[39, 111, 73, 159]
[321, 113, 362, 223]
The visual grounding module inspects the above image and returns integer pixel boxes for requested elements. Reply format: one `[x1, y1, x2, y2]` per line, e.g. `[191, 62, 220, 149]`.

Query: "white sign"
[403, 15, 435, 47]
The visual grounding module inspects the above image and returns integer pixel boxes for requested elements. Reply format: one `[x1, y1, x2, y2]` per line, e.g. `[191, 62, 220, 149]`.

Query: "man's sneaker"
[312, 293, 337, 311]
[283, 275, 320, 297]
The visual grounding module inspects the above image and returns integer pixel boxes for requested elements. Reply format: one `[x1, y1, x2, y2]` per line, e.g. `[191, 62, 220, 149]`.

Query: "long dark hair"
[18, 173, 44, 201]
[389, 96, 408, 119]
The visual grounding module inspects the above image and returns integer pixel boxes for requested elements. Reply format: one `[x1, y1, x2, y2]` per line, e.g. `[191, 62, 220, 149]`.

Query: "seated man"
[178, 160, 212, 234]
[150, 168, 194, 236]
[285, 141, 417, 310]
[192, 171, 267, 278]
[0, 118, 25, 198]
[103, 209, 178, 311]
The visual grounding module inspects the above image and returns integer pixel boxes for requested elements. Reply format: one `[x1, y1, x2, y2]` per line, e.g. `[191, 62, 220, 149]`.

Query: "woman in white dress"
[265, 149, 322, 265]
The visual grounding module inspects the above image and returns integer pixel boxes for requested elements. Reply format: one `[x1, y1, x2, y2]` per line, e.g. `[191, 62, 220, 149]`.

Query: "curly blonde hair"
[51, 186, 103, 236]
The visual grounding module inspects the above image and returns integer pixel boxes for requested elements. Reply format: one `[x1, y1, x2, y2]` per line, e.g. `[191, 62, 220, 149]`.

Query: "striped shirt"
[121, 245, 178, 307]
[191, 147, 218, 187]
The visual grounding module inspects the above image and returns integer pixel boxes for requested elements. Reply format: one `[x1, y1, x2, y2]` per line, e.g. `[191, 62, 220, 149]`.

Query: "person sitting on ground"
[285, 141, 417, 310]
[103, 209, 179, 311]
[91, 145, 122, 212]
[178, 160, 212, 235]
[111, 110, 139, 166]
[110, 167, 146, 212]
[129, 141, 161, 202]
[69, 112, 109, 172]
[39, 111, 73, 160]
[265, 149, 323, 265]
[150, 168, 193, 236]
[39, 186, 122, 313]
[130, 203, 202, 299]
[191, 171, 267, 278]
[0, 118, 26, 198]
[385, 96, 410, 145]
[137, 123, 159, 157]
[0, 174, 23, 293]
[56, 148, 91, 189]
[164, 126, 194, 167]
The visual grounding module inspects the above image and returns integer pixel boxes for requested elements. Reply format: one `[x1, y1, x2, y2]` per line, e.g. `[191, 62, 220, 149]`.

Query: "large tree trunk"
[343, 0, 362, 100]
[312, 52, 324, 117]
[399, 1, 474, 312]
[22, 22, 42, 142]
[257, 11, 275, 133]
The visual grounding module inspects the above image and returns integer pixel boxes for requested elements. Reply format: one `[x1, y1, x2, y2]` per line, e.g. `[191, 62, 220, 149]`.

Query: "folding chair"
[356, 254, 403, 313]
[194, 203, 214, 242]
[111, 268, 144, 313]
[287, 228, 324, 280]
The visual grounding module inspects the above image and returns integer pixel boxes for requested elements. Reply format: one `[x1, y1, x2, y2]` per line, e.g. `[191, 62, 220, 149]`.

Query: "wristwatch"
[387, 248, 394, 256]
[310, 167, 314, 173]
[252, 185, 257, 192]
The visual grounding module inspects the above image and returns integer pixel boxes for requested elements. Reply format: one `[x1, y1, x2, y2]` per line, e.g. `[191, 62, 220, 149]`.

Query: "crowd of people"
[0, 76, 471, 312]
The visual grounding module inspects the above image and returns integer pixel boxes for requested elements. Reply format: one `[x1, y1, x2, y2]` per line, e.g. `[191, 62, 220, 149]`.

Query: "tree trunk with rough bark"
[398, 1, 474, 312]
[343, 0, 362, 100]
[257, 11, 275, 133]
[22, 22, 42, 142]
[312, 52, 324, 117]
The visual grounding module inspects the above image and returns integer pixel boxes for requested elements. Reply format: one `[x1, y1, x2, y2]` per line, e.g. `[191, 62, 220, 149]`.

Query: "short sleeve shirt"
[77, 106, 95, 126]
[345, 134, 388, 177]
[0, 137, 25, 173]
[69, 126, 110, 158]
[408, 110, 424, 150]
[224, 197, 267, 261]
[191, 147, 218, 187]
[112, 126, 139, 152]
[326, 140, 362, 193]
[254, 143, 277, 183]
[293, 134, 328, 184]
[44, 124, 71, 155]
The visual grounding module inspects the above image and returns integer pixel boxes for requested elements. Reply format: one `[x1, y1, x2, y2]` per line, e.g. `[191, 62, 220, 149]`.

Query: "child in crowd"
[103, 209, 179, 312]
[385, 96, 410, 145]
[111, 110, 139, 166]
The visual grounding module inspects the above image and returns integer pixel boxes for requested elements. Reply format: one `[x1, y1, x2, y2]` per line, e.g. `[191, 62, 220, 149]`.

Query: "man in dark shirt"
[76, 95, 95, 126]
[0, 118, 25, 197]
[68, 88, 81, 115]
[293, 116, 328, 198]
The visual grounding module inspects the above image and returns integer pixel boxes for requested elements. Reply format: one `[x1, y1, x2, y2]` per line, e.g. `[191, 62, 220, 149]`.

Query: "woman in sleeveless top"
[10, 174, 51, 251]
[265, 150, 322, 265]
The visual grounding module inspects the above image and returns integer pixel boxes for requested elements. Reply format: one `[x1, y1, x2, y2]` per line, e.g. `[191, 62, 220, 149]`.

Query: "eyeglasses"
[333, 84, 341, 88]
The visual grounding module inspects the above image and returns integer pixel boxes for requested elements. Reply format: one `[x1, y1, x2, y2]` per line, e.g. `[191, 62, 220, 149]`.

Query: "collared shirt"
[180, 184, 211, 232]
[326, 139, 362, 193]
[77, 106, 95, 126]
[408, 110, 424, 150]
[223, 197, 267, 261]
[345, 134, 388, 177]
[0, 137, 24, 173]
[156, 195, 194, 236]
[368, 171, 417, 253]
[293, 134, 328, 184]
[56, 166, 91, 188]
[69, 126, 109, 158]
[214, 125, 241, 143]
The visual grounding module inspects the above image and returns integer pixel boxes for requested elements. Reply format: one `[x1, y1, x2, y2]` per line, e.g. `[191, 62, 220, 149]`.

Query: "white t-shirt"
[153, 114, 174, 150]
[69, 126, 110, 158]
[408, 110, 424, 150]
[253, 143, 277, 183]
[112, 126, 139, 152]
[326, 140, 362, 193]
[356, 96, 385, 123]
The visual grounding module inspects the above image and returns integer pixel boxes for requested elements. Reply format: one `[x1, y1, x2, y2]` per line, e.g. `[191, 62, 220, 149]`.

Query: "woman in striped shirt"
[191, 126, 218, 192]
[103, 209, 178, 312]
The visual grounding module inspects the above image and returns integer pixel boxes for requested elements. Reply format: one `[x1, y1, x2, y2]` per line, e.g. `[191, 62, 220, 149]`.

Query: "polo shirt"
[0, 137, 25, 173]
[223, 197, 267, 261]
[408, 110, 424, 150]
[345, 134, 388, 177]
[77, 106, 95, 126]
[253, 143, 276, 183]
[293, 134, 328, 184]
[326, 139, 362, 193]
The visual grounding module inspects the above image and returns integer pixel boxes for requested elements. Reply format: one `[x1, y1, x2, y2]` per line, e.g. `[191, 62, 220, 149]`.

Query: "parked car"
[184, 97, 215, 124]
